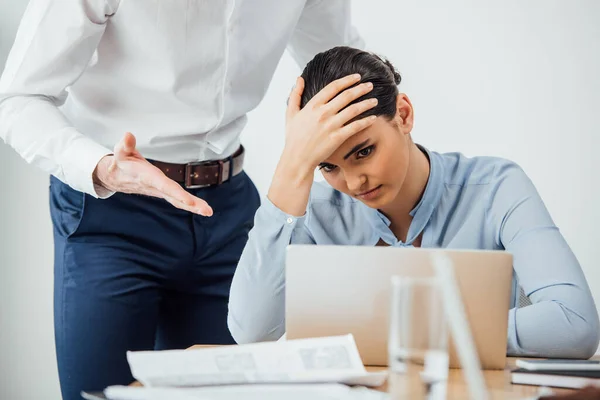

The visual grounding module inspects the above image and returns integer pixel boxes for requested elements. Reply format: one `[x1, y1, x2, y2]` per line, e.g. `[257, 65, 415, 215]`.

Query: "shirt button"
[286, 217, 294, 224]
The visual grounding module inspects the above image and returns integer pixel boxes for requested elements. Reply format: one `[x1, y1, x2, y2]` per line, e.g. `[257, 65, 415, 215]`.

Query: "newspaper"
[124, 334, 386, 388]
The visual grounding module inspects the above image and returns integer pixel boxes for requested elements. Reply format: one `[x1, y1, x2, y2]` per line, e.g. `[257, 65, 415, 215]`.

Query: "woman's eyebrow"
[343, 139, 370, 160]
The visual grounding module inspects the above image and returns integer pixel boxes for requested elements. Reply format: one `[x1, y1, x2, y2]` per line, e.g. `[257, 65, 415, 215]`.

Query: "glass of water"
[388, 276, 449, 399]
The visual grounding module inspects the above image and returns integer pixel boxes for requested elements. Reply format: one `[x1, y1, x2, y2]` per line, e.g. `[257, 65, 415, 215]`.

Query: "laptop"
[285, 245, 513, 370]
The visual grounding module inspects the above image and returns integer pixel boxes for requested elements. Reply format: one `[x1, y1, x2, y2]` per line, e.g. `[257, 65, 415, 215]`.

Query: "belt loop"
[227, 154, 234, 181]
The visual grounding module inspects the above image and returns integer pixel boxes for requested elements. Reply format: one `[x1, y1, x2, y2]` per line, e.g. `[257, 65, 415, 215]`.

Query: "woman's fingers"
[283, 73, 380, 171]
[330, 115, 378, 145]
[306, 74, 361, 107]
[323, 82, 374, 116]
[328, 97, 378, 129]
[286, 77, 305, 120]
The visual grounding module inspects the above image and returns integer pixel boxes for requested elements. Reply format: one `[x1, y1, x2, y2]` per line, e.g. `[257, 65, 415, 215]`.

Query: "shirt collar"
[360, 144, 445, 245]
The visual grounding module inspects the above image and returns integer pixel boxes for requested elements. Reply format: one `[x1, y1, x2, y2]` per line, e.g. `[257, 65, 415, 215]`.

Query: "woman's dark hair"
[300, 46, 401, 120]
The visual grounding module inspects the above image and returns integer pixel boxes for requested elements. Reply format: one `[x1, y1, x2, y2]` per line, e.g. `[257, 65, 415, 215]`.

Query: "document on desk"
[102, 383, 389, 400]
[125, 334, 386, 388]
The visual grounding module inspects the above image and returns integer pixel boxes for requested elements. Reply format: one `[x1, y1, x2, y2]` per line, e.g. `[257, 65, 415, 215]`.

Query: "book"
[511, 368, 600, 389]
[515, 359, 600, 371]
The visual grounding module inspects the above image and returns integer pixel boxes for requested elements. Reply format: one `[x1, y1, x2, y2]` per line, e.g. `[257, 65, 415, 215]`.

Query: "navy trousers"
[49, 171, 260, 400]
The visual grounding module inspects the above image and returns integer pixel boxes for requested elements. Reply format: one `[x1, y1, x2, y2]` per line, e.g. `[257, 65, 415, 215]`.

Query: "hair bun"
[383, 58, 401, 85]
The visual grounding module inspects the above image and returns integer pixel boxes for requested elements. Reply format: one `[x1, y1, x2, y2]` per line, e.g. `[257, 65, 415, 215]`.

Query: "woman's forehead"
[325, 119, 388, 163]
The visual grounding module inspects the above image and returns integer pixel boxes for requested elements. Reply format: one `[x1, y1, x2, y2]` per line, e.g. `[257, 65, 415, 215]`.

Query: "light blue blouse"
[228, 145, 599, 358]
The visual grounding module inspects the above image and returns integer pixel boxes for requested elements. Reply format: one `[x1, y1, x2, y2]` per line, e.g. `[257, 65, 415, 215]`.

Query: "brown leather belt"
[149, 146, 245, 189]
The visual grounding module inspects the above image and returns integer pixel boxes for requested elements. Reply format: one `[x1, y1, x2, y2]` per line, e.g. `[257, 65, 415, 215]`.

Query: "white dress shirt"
[0, 0, 363, 197]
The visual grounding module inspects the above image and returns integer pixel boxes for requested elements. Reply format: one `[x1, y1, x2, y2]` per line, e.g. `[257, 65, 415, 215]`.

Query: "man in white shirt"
[0, 1, 363, 398]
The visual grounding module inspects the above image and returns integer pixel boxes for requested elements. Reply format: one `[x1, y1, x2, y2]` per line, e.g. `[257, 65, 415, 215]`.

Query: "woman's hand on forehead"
[282, 74, 378, 175]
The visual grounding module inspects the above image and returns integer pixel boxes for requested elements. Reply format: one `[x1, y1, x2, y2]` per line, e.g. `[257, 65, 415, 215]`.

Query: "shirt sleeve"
[488, 162, 600, 358]
[286, 0, 365, 68]
[0, 0, 121, 198]
[228, 196, 316, 344]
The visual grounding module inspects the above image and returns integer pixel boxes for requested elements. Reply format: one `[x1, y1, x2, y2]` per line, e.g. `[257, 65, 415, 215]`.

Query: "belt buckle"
[184, 160, 224, 189]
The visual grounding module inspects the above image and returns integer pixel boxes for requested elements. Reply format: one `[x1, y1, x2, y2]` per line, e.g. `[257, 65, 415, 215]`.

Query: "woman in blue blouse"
[228, 46, 599, 358]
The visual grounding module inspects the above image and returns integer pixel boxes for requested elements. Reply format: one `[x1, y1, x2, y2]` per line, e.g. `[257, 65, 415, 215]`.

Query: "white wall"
[0, 1, 61, 399]
[1, 1, 598, 399]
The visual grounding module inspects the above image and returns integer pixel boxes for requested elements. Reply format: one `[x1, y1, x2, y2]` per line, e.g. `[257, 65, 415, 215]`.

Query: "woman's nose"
[345, 171, 367, 193]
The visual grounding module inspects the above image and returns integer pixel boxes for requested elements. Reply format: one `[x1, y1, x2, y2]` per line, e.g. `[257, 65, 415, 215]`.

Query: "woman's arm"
[488, 162, 599, 358]
[227, 198, 316, 344]
[228, 75, 378, 343]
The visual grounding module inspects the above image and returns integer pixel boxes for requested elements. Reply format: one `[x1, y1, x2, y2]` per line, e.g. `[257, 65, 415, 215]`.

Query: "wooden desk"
[132, 346, 580, 398]
[365, 358, 573, 399]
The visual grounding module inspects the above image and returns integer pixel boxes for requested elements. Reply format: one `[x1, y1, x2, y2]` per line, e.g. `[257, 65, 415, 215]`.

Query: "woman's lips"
[356, 185, 382, 201]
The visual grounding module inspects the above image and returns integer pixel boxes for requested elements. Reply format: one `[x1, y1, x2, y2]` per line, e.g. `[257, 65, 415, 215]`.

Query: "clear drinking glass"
[388, 276, 449, 399]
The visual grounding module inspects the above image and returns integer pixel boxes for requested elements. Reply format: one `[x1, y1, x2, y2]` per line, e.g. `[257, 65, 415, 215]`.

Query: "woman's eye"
[319, 164, 337, 172]
[357, 146, 374, 158]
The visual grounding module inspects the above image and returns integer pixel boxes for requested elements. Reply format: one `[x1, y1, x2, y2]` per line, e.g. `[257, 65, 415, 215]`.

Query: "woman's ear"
[395, 93, 414, 134]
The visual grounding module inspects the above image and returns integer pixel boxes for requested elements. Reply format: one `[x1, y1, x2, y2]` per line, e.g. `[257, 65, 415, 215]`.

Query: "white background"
[1, 1, 599, 398]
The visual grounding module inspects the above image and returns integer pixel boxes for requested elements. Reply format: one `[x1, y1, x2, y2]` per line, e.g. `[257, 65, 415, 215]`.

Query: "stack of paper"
[90, 334, 388, 400]
[101, 384, 388, 400]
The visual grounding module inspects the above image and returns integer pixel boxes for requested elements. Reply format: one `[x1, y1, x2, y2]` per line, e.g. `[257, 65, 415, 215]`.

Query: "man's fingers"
[307, 74, 361, 107]
[286, 77, 304, 120]
[161, 192, 202, 214]
[114, 132, 138, 160]
[107, 157, 118, 173]
[111, 139, 214, 216]
[154, 182, 214, 216]
[149, 172, 213, 216]
[163, 193, 214, 216]
[151, 174, 194, 205]
[123, 132, 137, 153]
